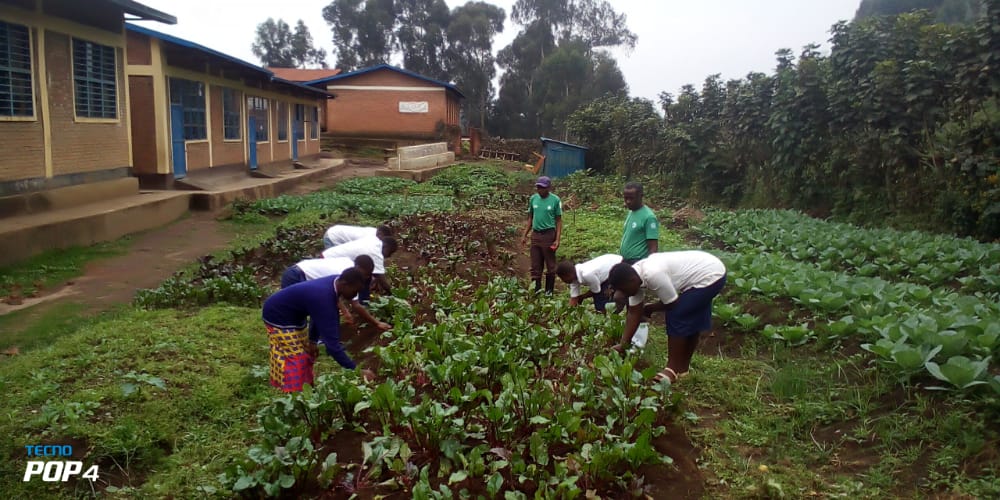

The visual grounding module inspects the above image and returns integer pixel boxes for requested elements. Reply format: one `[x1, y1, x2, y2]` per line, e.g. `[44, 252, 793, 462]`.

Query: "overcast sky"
[133, 0, 861, 103]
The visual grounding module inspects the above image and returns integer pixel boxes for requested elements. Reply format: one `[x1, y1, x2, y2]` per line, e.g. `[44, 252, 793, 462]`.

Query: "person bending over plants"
[323, 224, 393, 249]
[280, 254, 391, 332]
[262, 268, 374, 392]
[608, 251, 727, 383]
[556, 254, 623, 313]
[322, 235, 398, 295]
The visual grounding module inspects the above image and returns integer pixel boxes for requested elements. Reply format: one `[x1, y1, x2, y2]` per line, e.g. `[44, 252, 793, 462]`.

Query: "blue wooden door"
[248, 116, 258, 170]
[292, 105, 303, 160]
[169, 103, 187, 178]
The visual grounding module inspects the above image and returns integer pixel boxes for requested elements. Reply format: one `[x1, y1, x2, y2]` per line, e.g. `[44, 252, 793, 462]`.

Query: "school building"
[0, 0, 175, 198]
[303, 64, 463, 142]
[125, 24, 329, 188]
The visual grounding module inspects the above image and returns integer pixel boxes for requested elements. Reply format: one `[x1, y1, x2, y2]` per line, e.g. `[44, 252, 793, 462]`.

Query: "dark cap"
[535, 176, 552, 188]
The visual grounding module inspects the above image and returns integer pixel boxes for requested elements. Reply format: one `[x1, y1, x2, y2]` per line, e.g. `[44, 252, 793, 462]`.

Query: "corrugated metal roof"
[125, 24, 331, 98]
[305, 63, 465, 98]
[111, 0, 176, 24]
[540, 137, 589, 150]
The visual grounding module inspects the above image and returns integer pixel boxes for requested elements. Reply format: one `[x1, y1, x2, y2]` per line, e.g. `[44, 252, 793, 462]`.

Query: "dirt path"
[0, 161, 381, 328]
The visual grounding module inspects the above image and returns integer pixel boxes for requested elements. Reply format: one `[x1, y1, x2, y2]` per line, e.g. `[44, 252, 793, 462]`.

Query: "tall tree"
[855, 0, 982, 23]
[323, 0, 396, 71]
[494, 0, 634, 138]
[396, 0, 452, 80]
[444, 1, 506, 130]
[252, 18, 328, 68]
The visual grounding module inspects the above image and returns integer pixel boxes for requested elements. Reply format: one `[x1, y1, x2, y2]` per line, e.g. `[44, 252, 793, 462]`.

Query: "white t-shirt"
[570, 254, 623, 298]
[628, 251, 726, 307]
[296, 257, 353, 280]
[321, 236, 385, 274]
[324, 225, 376, 247]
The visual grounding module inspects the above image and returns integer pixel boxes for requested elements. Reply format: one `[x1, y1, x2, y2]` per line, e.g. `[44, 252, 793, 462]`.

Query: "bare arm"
[555, 216, 563, 247]
[351, 300, 390, 331]
[618, 304, 644, 349]
[646, 239, 658, 255]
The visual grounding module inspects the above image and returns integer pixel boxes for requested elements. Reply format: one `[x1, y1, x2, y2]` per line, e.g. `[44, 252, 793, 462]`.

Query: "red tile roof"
[267, 67, 341, 82]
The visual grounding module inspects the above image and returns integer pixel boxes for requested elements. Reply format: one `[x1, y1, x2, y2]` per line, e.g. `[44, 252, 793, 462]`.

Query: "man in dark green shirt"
[620, 181, 659, 264]
[522, 176, 562, 294]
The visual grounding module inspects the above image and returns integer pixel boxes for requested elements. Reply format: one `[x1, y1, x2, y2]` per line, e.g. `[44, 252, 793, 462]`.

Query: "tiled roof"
[268, 68, 342, 82]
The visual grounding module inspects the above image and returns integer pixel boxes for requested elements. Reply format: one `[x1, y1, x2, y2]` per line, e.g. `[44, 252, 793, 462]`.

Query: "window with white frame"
[169, 78, 206, 140]
[0, 21, 33, 117]
[247, 96, 268, 142]
[72, 38, 117, 119]
[222, 87, 241, 140]
[276, 101, 289, 141]
[311, 106, 319, 139]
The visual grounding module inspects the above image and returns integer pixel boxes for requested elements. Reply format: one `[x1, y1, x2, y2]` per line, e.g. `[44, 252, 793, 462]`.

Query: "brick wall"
[128, 75, 157, 174]
[323, 69, 457, 138]
[185, 141, 210, 171]
[0, 121, 45, 182]
[126, 29, 150, 65]
[46, 31, 130, 175]
[325, 89, 448, 138]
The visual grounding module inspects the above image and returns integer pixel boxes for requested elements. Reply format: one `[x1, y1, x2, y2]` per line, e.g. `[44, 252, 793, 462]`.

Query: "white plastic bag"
[631, 322, 649, 349]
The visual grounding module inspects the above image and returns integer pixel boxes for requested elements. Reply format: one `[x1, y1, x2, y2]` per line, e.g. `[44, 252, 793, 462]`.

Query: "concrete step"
[0, 177, 138, 219]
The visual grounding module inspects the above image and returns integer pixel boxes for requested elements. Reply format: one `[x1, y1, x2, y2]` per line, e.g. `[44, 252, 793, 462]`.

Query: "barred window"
[0, 21, 34, 117]
[222, 87, 241, 140]
[73, 38, 116, 119]
[247, 96, 268, 142]
[169, 78, 206, 140]
[310, 106, 319, 139]
[276, 101, 288, 141]
[294, 104, 305, 140]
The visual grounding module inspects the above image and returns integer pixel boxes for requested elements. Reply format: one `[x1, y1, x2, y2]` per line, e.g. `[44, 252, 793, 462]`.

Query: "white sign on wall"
[398, 101, 429, 113]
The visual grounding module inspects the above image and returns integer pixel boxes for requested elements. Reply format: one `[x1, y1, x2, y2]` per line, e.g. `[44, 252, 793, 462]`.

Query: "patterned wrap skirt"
[265, 322, 315, 392]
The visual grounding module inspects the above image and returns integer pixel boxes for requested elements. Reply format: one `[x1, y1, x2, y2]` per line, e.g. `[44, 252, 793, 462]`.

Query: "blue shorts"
[280, 265, 307, 289]
[591, 281, 611, 312]
[666, 275, 726, 338]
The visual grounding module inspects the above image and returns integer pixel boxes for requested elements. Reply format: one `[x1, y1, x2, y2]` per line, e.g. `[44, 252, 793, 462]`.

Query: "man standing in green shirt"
[620, 181, 659, 264]
[522, 176, 562, 294]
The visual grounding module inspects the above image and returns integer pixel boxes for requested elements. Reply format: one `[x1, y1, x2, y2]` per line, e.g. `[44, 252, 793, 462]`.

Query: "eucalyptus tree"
[322, 0, 396, 71]
[444, 1, 506, 130]
[494, 0, 635, 138]
[252, 18, 328, 68]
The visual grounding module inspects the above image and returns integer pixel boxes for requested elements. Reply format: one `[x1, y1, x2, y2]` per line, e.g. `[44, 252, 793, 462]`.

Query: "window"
[0, 21, 33, 117]
[169, 78, 206, 140]
[276, 101, 288, 141]
[247, 96, 268, 142]
[73, 38, 117, 119]
[294, 104, 305, 140]
[310, 106, 319, 139]
[222, 88, 241, 140]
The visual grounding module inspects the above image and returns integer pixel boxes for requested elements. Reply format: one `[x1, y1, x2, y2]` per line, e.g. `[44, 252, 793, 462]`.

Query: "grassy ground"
[0, 306, 272, 498]
[0, 239, 132, 299]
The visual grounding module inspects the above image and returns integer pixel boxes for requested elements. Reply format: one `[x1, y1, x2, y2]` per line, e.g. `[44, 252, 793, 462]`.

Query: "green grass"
[0, 306, 275, 499]
[559, 207, 685, 262]
[0, 239, 132, 298]
[0, 302, 90, 353]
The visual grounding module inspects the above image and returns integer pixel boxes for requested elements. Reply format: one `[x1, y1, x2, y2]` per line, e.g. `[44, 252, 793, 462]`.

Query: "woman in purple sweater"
[262, 267, 369, 392]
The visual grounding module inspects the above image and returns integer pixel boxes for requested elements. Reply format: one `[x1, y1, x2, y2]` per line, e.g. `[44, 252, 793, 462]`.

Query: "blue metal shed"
[541, 138, 589, 178]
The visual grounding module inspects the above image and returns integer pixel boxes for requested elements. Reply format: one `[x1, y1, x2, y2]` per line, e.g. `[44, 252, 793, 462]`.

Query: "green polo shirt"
[620, 205, 659, 260]
[528, 193, 562, 231]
